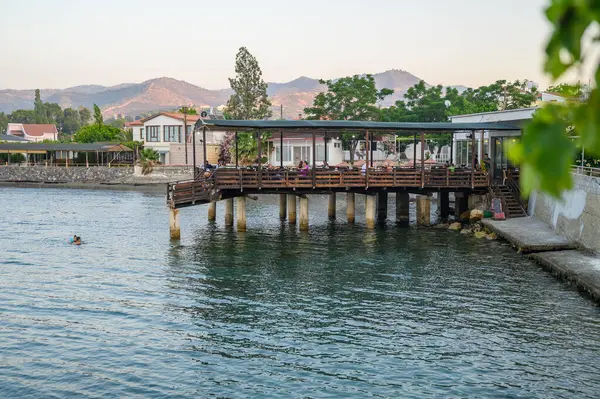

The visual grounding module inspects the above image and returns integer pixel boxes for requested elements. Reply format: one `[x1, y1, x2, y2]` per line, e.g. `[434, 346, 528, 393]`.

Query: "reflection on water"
[0, 188, 599, 398]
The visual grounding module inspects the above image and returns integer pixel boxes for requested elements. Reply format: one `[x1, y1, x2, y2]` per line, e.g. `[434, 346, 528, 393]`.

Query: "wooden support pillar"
[416, 195, 431, 226]
[312, 131, 316, 187]
[287, 194, 297, 224]
[396, 192, 410, 226]
[208, 201, 216, 222]
[202, 126, 207, 166]
[236, 196, 247, 232]
[439, 192, 450, 221]
[235, 132, 239, 168]
[471, 130, 476, 189]
[257, 130, 262, 187]
[169, 207, 180, 239]
[480, 130, 485, 166]
[225, 198, 234, 226]
[279, 129, 283, 169]
[347, 192, 355, 223]
[299, 196, 309, 231]
[328, 192, 336, 219]
[85, 152, 89, 168]
[365, 130, 370, 184]
[365, 194, 376, 229]
[376, 191, 388, 222]
[279, 193, 287, 220]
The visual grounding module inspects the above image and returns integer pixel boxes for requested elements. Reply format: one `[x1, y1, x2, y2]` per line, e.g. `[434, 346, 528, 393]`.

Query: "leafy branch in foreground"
[509, 0, 600, 197]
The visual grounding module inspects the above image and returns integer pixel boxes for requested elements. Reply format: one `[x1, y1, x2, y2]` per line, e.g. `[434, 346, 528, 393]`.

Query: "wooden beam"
[365, 130, 369, 186]
[471, 130, 476, 189]
[312, 130, 316, 188]
[257, 130, 262, 188]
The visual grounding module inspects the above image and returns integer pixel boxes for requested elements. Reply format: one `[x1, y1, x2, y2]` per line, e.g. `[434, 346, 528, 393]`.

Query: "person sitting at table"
[322, 160, 329, 169]
[298, 161, 308, 176]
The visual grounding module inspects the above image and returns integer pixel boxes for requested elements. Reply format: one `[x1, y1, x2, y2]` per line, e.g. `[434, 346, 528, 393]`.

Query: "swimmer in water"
[70, 235, 82, 245]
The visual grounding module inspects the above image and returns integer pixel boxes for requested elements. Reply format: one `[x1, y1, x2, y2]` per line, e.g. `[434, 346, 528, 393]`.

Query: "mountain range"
[0, 70, 467, 119]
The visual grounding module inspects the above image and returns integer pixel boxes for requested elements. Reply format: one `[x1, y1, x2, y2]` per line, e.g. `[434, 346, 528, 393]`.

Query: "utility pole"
[280, 104, 283, 120]
[183, 107, 188, 165]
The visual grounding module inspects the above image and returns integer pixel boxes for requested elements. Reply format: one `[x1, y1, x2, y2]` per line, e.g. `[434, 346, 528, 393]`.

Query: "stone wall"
[0, 165, 133, 183]
[529, 173, 600, 252]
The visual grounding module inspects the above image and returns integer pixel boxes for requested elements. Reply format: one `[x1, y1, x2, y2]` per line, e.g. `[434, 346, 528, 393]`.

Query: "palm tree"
[139, 148, 159, 175]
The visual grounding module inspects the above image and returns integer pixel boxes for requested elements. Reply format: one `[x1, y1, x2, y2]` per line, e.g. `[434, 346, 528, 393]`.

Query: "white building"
[450, 107, 533, 175]
[268, 134, 343, 166]
[6, 123, 58, 142]
[126, 112, 225, 165]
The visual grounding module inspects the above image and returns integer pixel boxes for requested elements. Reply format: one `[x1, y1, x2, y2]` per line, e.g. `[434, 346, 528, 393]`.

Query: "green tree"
[509, 0, 600, 198]
[93, 104, 103, 126]
[178, 106, 197, 115]
[8, 109, 36, 124]
[73, 124, 124, 143]
[546, 83, 585, 98]
[34, 89, 47, 124]
[461, 80, 538, 112]
[0, 112, 8, 133]
[304, 74, 393, 163]
[61, 108, 83, 135]
[79, 107, 92, 125]
[106, 118, 125, 129]
[225, 47, 272, 120]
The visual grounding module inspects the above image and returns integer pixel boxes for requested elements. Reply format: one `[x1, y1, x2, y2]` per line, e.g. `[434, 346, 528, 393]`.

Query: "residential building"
[6, 123, 58, 142]
[130, 112, 225, 165]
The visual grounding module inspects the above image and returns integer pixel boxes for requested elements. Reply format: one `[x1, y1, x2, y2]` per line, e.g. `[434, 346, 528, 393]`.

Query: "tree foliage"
[547, 83, 585, 98]
[178, 106, 197, 115]
[304, 74, 393, 162]
[509, 0, 600, 198]
[73, 124, 124, 143]
[225, 47, 272, 120]
[93, 104, 103, 125]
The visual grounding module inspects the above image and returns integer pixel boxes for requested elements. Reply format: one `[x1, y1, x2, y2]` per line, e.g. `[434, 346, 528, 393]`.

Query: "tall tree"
[8, 109, 36, 124]
[304, 74, 393, 163]
[34, 89, 47, 124]
[226, 47, 272, 120]
[79, 107, 92, 125]
[0, 112, 8, 134]
[93, 104, 103, 126]
[546, 83, 585, 98]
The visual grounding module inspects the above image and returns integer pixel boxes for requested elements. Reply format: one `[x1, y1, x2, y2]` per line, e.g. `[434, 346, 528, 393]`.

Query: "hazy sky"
[0, 0, 591, 90]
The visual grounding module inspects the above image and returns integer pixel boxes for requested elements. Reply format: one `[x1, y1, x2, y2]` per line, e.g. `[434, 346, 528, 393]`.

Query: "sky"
[0, 0, 595, 90]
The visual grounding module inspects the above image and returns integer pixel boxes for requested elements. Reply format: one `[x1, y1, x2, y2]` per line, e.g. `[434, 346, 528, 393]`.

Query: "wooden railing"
[167, 168, 490, 207]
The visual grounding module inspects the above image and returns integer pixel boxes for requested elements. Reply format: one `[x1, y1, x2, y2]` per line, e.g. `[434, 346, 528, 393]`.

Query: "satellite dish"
[444, 100, 451, 108]
[200, 111, 208, 117]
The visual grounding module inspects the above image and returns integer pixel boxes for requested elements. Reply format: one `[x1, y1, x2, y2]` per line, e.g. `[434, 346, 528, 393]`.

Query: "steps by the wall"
[490, 184, 528, 218]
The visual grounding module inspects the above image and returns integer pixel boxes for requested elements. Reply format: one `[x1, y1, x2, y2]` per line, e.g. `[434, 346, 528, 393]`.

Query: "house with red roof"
[6, 123, 58, 142]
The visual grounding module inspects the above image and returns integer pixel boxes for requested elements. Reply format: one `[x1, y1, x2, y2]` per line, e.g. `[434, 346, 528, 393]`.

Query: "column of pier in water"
[299, 196, 309, 231]
[236, 197, 246, 232]
[208, 201, 216, 222]
[416, 195, 431, 226]
[396, 192, 410, 226]
[279, 194, 287, 220]
[347, 193, 355, 223]
[225, 198, 234, 226]
[287, 194, 297, 224]
[328, 193, 336, 219]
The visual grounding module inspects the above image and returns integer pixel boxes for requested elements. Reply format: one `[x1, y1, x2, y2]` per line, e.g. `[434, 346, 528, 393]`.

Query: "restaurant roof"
[197, 119, 521, 133]
[0, 143, 133, 153]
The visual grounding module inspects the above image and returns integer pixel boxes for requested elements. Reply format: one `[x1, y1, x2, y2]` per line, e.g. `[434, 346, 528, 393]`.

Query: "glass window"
[163, 126, 181, 142]
[140, 128, 144, 140]
[146, 126, 160, 142]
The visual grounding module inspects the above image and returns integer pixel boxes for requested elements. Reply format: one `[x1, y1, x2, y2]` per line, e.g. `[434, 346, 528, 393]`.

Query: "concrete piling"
[439, 192, 450, 221]
[169, 207, 180, 239]
[208, 201, 216, 222]
[416, 195, 431, 226]
[279, 194, 287, 220]
[396, 192, 410, 226]
[299, 196, 309, 231]
[455, 192, 469, 219]
[225, 198, 234, 226]
[365, 194, 376, 229]
[376, 192, 388, 223]
[347, 193, 355, 224]
[288, 194, 297, 224]
[328, 193, 336, 219]
[236, 196, 246, 232]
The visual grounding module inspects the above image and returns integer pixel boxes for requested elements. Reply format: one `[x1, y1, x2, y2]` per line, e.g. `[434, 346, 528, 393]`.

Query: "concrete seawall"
[0, 165, 193, 186]
[529, 173, 600, 252]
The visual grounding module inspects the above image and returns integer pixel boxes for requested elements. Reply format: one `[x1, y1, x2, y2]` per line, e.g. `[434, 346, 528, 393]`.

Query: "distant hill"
[0, 70, 468, 119]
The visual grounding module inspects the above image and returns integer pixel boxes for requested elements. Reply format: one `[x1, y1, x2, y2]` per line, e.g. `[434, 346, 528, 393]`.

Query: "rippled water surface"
[1, 187, 599, 398]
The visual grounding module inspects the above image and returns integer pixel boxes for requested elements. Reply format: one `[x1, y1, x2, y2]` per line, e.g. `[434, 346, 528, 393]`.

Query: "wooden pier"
[165, 119, 520, 237]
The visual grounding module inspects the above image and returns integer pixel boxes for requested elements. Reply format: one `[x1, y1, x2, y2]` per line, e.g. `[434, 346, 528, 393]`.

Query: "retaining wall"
[529, 173, 600, 252]
[0, 165, 133, 183]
